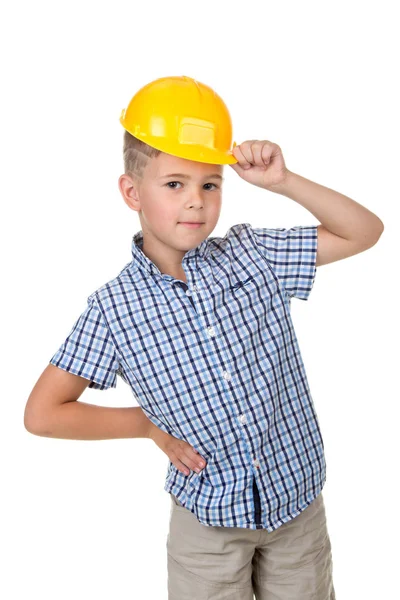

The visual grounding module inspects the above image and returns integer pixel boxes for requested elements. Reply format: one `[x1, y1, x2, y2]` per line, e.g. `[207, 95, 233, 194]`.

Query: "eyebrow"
[159, 173, 224, 181]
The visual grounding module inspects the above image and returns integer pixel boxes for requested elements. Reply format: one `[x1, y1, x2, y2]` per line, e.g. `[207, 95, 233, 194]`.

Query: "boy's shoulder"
[87, 259, 136, 307]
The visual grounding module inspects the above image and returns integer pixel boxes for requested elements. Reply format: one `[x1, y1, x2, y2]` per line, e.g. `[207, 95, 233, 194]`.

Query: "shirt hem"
[165, 478, 326, 532]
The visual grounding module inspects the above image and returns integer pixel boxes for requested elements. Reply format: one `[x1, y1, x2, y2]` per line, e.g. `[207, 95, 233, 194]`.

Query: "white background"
[2, 1, 398, 598]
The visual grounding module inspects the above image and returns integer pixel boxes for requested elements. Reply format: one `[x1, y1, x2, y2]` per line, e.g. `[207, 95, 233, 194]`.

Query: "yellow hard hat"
[119, 75, 238, 165]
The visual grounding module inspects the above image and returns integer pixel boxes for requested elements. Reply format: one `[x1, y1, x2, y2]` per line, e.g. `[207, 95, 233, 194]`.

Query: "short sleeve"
[251, 225, 318, 300]
[49, 294, 120, 390]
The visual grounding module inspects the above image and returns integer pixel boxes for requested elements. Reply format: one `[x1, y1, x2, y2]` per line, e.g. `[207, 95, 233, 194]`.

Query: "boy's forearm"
[35, 402, 155, 441]
[269, 170, 384, 242]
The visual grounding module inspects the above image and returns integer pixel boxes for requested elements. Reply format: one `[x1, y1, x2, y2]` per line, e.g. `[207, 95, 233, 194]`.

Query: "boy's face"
[119, 151, 224, 271]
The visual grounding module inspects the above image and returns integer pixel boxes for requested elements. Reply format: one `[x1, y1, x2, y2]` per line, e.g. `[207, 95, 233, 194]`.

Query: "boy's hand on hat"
[149, 427, 207, 476]
[229, 140, 289, 191]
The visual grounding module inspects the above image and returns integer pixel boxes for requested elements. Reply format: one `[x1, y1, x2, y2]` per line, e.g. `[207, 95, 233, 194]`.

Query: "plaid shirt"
[49, 222, 325, 532]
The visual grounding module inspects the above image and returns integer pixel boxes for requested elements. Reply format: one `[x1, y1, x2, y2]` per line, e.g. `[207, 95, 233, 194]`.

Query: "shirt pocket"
[226, 267, 279, 315]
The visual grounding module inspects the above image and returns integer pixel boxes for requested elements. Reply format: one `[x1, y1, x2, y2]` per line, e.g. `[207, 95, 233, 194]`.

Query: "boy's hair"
[123, 130, 161, 180]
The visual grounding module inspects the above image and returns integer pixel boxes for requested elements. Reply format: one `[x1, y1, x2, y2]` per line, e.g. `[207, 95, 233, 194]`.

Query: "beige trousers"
[167, 491, 336, 599]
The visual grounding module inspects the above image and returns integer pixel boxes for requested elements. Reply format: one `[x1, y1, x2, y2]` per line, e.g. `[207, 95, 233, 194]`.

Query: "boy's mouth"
[178, 222, 204, 228]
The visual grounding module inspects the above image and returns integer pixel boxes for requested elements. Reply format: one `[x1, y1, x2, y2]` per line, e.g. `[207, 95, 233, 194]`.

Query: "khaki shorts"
[167, 492, 336, 599]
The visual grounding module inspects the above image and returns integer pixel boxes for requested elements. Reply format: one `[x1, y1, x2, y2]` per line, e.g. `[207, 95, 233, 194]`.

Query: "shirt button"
[253, 459, 260, 468]
[239, 414, 246, 424]
[207, 326, 216, 337]
[185, 289, 192, 296]
[223, 371, 231, 381]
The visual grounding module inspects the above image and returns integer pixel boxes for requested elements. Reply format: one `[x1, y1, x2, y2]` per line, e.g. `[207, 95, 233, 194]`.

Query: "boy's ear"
[118, 173, 141, 211]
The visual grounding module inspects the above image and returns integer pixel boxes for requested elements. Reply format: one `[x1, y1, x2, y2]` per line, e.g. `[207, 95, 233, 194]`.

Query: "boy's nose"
[187, 193, 205, 207]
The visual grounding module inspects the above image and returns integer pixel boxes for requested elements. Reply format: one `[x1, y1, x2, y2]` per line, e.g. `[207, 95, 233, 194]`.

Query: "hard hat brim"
[122, 127, 238, 165]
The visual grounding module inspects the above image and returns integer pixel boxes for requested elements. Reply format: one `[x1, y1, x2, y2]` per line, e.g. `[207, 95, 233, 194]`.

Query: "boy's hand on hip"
[229, 139, 289, 191]
[148, 425, 207, 476]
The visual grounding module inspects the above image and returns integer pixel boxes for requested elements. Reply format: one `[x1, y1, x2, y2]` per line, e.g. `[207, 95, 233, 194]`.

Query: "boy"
[24, 75, 384, 599]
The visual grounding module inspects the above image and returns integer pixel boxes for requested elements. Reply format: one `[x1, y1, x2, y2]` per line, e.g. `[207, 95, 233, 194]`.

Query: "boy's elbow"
[24, 420, 53, 438]
[374, 219, 384, 240]
[25, 424, 46, 437]
[24, 414, 39, 436]
[24, 363, 88, 437]
[24, 419, 44, 436]
[24, 404, 50, 437]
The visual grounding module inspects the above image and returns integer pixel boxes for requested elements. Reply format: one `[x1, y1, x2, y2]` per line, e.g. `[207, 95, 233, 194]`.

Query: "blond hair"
[122, 130, 161, 180]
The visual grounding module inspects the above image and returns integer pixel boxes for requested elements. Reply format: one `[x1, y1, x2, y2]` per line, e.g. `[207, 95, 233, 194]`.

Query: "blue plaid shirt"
[49, 222, 325, 532]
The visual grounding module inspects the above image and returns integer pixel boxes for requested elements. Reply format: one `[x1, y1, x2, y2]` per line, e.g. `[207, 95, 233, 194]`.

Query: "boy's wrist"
[147, 421, 160, 442]
[267, 169, 296, 195]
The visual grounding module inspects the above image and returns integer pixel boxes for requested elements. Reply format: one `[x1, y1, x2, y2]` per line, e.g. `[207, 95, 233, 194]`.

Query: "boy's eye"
[166, 181, 218, 190]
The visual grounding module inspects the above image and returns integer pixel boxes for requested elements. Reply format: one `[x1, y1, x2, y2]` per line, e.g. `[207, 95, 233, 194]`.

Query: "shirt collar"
[131, 229, 210, 277]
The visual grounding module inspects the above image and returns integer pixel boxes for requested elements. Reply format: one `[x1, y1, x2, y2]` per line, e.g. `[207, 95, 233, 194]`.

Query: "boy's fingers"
[238, 141, 255, 166]
[170, 443, 207, 475]
[233, 145, 250, 169]
[261, 143, 271, 165]
[184, 448, 206, 473]
[174, 458, 190, 476]
[189, 445, 206, 465]
[191, 447, 206, 462]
